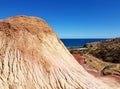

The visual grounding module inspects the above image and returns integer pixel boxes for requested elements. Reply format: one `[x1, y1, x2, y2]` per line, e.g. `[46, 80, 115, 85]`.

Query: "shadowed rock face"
[0, 16, 112, 89]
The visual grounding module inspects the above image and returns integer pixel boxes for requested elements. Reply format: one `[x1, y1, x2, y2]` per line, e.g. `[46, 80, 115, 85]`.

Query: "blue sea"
[61, 38, 108, 48]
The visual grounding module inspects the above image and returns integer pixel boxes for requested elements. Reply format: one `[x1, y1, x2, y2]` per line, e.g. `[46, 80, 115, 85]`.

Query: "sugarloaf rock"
[0, 16, 112, 89]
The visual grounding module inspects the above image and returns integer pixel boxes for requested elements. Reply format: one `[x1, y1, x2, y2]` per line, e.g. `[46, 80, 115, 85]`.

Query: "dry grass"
[84, 54, 120, 75]
[84, 54, 108, 71]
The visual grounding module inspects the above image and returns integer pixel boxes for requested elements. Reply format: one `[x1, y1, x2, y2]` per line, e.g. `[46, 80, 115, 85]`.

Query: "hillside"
[84, 38, 120, 63]
[83, 38, 120, 76]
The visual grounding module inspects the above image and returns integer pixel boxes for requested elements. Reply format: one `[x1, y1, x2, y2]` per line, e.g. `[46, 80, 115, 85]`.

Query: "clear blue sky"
[0, 0, 120, 38]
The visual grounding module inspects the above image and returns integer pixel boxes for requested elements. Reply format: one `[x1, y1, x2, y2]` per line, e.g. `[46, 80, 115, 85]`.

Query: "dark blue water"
[61, 38, 108, 47]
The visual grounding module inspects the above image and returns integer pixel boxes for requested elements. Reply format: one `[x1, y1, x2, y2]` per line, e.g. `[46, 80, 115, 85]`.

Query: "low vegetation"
[68, 38, 120, 76]
[84, 54, 120, 76]
[85, 38, 120, 63]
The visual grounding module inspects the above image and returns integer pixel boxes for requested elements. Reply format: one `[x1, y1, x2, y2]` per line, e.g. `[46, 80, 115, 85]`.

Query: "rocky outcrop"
[0, 16, 113, 89]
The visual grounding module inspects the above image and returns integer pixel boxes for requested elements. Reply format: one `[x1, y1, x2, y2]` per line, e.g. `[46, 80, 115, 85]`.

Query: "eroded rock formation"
[0, 16, 113, 89]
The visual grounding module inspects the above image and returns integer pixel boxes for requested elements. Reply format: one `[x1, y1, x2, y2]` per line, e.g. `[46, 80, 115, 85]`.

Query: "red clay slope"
[73, 54, 120, 83]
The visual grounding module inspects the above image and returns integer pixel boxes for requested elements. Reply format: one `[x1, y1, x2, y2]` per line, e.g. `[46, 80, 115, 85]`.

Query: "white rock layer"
[0, 16, 113, 89]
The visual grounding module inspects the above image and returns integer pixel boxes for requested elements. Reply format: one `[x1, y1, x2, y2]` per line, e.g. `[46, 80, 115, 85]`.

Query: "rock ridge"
[0, 16, 114, 89]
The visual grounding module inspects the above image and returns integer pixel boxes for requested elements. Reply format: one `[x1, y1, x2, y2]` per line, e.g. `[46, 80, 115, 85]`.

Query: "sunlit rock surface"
[0, 16, 114, 89]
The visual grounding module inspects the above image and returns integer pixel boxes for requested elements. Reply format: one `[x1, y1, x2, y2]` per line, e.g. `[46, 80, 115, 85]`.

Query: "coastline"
[61, 38, 108, 47]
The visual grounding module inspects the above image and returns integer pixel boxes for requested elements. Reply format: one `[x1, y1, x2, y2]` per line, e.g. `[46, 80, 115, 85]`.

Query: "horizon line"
[60, 37, 114, 39]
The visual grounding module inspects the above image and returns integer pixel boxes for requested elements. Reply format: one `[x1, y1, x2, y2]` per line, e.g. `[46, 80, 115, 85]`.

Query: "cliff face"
[0, 16, 112, 89]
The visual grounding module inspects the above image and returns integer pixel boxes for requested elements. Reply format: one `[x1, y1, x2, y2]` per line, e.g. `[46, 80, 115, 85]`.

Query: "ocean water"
[61, 38, 108, 47]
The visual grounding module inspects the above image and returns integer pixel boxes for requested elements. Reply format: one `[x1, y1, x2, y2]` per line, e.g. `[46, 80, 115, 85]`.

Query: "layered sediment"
[0, 16, 113, 89]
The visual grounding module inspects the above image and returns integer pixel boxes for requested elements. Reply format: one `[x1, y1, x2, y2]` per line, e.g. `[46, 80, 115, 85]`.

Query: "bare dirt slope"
[73, 54, 120, 88]
[0, 16, 117, 89]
